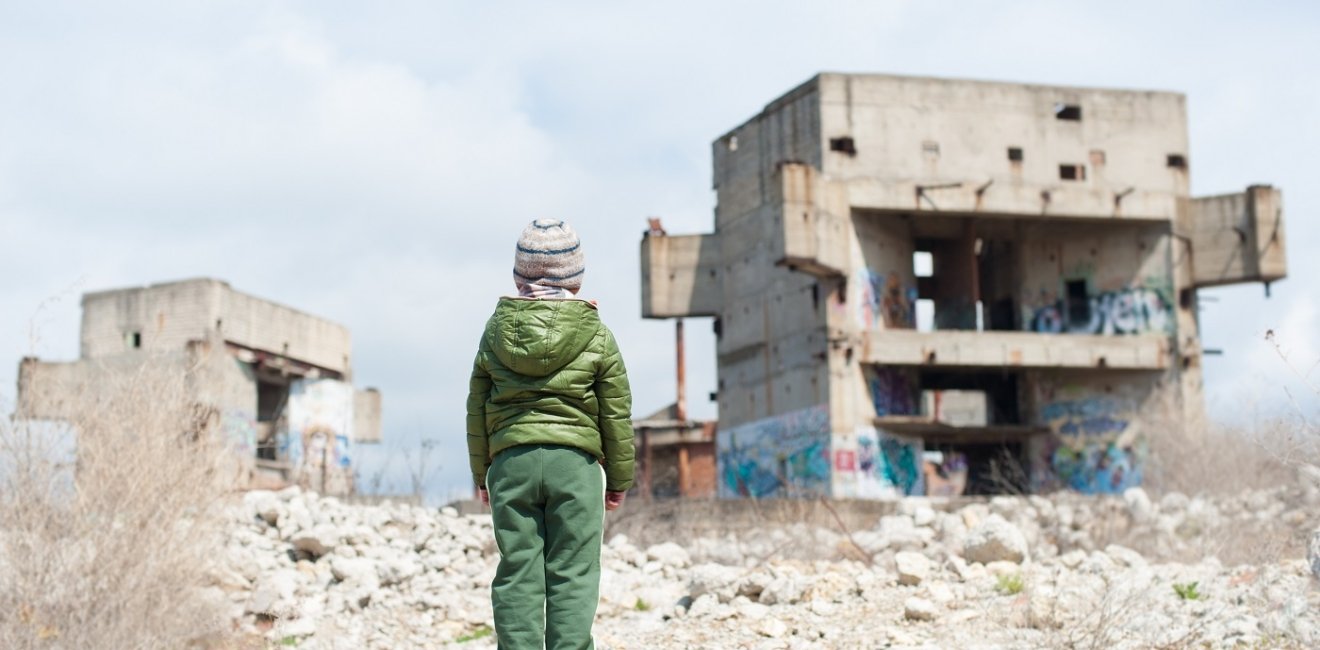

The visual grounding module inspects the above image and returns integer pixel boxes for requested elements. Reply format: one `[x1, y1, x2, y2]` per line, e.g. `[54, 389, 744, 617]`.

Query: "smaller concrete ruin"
[17, 278, 382, 495]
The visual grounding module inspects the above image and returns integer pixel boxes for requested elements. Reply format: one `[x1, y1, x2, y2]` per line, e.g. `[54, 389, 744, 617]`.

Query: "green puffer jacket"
[466, 297, 634, 492]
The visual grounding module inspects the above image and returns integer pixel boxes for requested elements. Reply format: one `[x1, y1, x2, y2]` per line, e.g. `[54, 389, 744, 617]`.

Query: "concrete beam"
[773, 163, 850, 277]
[862, 330, 1168, 370]
[640, 233, 722, 318]
[353, 388, 383, 444]
[1188, 185, 1287, 288]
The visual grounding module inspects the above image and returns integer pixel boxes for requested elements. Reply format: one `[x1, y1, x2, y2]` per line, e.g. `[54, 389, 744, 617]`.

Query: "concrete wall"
[81, 279, 222, 359]
[220, 288, 352, 376]
[80, 278, 352, 376]
[1016, 221, 1175, 336]
[1024, 370, 1165, 494]
[816, 74, 1190, 220]
[711, 83, 831, 430]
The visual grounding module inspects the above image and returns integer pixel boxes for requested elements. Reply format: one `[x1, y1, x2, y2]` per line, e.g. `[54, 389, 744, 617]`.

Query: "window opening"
[916, 299, 935, 332]
[912, 251, 934, 278]
[1167, 154, 1187, 170]
[1065, 279, 1090, 327]
[829, 137, 856, 156]
[1059, 164, 1086, 181]
[130, 332, 142, 349]
[1054, 103, 1082, 120]
[1007, 147, 1023, 162]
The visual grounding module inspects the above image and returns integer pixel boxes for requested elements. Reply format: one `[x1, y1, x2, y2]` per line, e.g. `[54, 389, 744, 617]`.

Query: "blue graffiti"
[868, 368, 916, 416]
[717, 405, 831, 499]
[1052, 441, 1143, 494]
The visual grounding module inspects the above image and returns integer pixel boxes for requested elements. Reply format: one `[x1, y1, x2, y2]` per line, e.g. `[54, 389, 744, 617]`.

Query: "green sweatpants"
[488, 444, 605, 650]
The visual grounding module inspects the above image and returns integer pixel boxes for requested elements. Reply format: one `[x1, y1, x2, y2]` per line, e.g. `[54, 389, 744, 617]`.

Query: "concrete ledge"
[862, 330, 1168, 370]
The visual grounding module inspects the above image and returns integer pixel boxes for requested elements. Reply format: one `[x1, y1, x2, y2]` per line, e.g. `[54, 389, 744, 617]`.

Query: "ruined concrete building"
[17, 278, 382, 495]
[641, 73, 1286, 498]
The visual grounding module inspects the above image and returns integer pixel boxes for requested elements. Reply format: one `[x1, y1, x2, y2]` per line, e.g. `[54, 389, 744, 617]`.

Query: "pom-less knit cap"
[513, 219, 585, 290]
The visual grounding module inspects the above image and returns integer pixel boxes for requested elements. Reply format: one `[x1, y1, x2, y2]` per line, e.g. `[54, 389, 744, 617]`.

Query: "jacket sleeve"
[465, 338, 494, 488]
[595, 327, 635, 492]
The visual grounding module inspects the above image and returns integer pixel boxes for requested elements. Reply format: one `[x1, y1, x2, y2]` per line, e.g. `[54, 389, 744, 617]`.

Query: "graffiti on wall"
[1028, 286, 1172, 336]
[866, 367, 917, 417]
[855, 269, 917, 330]
[836, 427, 925, 498]
[924, 451, 968, 497]
[718, 405, 831, 498]
[221, 409, 257, 455]
[1038, 395, 1144, 494]
[288, 379, 355, 487]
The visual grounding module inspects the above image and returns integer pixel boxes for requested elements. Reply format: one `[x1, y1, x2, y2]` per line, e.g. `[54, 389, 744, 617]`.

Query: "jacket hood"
[486, 298, 600, 377]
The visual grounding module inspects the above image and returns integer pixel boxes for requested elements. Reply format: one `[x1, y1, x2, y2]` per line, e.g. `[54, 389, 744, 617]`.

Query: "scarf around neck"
[517, 282, 574, 300]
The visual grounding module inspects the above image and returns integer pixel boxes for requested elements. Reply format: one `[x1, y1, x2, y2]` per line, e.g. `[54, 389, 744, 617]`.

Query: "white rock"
[962, 515, 1029, 564]
[736, 601, 769, 620]
[1104, 544, 1147, 568]
[686, 593, 719, 618]
[1122, 487, 1154, 522]
[247, 569, 300, 618]
[895, 551, 933, 586]
[1059, 549, 1087, 568]
[376, 554, 421, 586]
[330, 556, 379, 589]
[646, 542, 691, 568]
[688, 563, 742, 603]
[903, 596, 938, 621]
[755, 616, 788, 638]
[985, 561, 1021, 578]
[876, 514, 935, 551]
[926, 582, 955, 605]
[291, 524, 341, 558]
[758, 574, 807, 606]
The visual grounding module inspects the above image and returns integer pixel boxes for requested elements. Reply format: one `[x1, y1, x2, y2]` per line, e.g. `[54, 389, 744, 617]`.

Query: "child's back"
[466, 219, 633, 650]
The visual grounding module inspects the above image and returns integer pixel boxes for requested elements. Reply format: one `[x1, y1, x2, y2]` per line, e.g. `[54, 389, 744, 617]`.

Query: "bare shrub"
[0, 355, 236, 649]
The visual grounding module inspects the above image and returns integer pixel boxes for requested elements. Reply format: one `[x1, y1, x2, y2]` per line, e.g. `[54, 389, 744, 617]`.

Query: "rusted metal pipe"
[676, 319, 687, 423]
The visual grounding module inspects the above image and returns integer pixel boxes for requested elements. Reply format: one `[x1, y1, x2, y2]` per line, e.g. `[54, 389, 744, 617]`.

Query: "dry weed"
[0, 354, 237, 649]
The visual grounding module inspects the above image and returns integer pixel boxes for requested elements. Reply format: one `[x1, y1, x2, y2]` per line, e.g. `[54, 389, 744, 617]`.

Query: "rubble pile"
[214, 484, 1320, 649]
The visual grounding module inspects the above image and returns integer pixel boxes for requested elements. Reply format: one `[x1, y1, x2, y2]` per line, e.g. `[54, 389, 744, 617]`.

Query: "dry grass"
[0, 354, 238, 650]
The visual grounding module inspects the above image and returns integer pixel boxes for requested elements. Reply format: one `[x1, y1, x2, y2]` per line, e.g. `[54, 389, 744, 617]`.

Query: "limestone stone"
[962, 515, 1029, 564]
[894, 551, 933, 586]
[903, 596, 937, 621]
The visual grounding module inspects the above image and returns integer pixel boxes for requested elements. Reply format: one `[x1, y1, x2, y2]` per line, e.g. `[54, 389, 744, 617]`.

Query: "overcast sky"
[2, 1, 1317, 499]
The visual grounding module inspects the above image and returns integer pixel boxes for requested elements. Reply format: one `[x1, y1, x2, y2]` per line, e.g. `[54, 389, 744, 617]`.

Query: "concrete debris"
[215, 486, 1320, 649]
[903, 596, 938, 621]
[963, 514, 1030, 564]
[894, 551, 933, 586]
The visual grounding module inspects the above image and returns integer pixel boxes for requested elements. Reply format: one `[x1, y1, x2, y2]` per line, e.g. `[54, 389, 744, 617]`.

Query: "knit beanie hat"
[513, 219, 585, 291]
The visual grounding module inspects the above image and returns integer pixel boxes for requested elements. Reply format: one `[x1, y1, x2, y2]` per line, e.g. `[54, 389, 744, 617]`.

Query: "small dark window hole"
[1065, 280, 1090, 326]
[1054, 103, 1082, 120]
[1007, 147, 1023, 162]
[1167, 154, 1187, 170]
[131, 332, 142, 348]
[1059, 164, 1086, 181]
[829, 137, 856, 156]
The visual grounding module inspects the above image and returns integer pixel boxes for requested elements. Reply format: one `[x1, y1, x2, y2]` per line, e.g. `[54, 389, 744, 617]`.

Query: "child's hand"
[479, 488, 489, 507]
[605, 491, 626, 511]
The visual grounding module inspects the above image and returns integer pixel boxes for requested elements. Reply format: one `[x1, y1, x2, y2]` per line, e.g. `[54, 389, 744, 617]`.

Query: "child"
[466, 219, 634, 650]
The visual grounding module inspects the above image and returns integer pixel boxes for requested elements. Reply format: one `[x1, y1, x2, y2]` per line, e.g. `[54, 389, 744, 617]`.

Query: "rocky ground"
[214, 479, 1320, 650]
